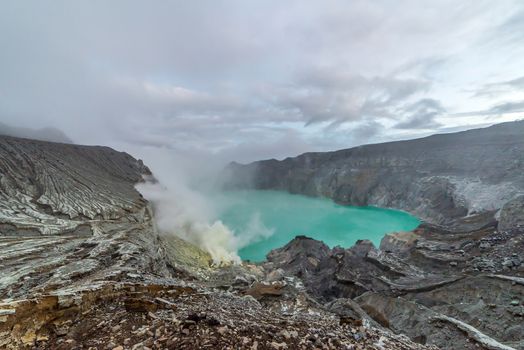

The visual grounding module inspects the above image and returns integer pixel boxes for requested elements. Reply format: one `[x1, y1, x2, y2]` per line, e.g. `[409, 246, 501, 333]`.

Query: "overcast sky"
[1, 1, 524, 163]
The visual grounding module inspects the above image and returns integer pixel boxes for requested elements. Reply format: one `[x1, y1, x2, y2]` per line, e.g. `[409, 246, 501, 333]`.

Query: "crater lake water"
[214, 190, 420, 262]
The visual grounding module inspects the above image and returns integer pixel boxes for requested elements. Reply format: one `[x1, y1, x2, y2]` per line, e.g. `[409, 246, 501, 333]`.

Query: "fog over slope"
[0, 122, 72, 143]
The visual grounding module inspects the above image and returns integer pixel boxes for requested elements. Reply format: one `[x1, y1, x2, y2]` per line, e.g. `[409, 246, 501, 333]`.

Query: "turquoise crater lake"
[214, 190, 420, 262]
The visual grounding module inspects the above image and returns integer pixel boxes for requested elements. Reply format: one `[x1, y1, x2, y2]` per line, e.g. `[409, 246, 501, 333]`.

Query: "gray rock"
[479, 241, 491, 250]
[498, 195, 524, 231]
[325, 298, 382, 329]
[504, 324, 523, 341]
[380, 231, 418, 253]
[502, 257, 520, 268]
[0, 135, 152, 235]
[0, 135, 208, 301]
[233, 276, 249, 286]
[264, 226, 524, 349]
[266, 268, 285, 282]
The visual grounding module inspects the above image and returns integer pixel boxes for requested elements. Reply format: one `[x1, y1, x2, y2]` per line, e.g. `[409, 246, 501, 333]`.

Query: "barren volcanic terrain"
[1, 121, 523, 349]
[0, 135, 432, 350]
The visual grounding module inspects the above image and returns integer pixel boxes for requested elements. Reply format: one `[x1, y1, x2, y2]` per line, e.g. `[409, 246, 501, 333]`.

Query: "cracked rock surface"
[0, 135, 151, 235]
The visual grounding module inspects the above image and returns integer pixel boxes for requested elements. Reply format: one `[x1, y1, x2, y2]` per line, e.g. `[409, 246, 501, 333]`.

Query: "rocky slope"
[225, 120, 524, 229]
[263, 223, 523, 349]
[0, 135, 430, 349]
[0, 135, 151, 235]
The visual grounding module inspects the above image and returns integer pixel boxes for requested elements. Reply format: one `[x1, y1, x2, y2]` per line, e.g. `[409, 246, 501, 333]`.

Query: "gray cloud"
[0, 1, 523, 164]
[496, 76, 524, 89]
[474, 75, 524, 97]
[485, 101, 524, 115]
[263, 70, 430, 127]
[394, 99, 445, 129]
[455, 100, 524, 117]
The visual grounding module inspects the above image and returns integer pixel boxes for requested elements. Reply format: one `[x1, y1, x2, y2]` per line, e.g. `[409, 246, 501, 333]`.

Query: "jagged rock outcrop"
[225, 121, 524, 228]
[264, 225, 524, 349]
[0, 135, 431, 350]
[229, 121, 524, 349]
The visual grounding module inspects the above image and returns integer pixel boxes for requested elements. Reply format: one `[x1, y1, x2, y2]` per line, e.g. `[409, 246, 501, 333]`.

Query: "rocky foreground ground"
[1, 126, 523, 349]
[1, 279, 431, 350]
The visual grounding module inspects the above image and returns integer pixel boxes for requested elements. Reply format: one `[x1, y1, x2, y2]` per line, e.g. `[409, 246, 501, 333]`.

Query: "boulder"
[498, 195, 524, 231]
[380, 231, 419, 253]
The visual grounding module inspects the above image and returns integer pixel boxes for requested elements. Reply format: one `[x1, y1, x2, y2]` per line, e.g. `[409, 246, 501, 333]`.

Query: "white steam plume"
[136, 179, 241, 264]
[131, 147, 277, 264]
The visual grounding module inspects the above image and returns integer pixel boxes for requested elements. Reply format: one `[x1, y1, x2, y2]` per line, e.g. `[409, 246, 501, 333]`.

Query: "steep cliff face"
[0, 135, 183, 301]
[226, 121, 524, 227]
[0, 135, 152, 235]
[214, 120, 524, 350]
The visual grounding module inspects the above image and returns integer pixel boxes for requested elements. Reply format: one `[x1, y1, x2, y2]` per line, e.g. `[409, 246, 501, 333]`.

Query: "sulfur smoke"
[136, 179, 240, 264]
[133, 148, 272, 265]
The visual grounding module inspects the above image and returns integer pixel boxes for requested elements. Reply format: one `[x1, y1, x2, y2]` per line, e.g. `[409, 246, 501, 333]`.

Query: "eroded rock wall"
[0, 135, 151, 235]
[264, 224, 524, 349]
[225, 121, 524, 227]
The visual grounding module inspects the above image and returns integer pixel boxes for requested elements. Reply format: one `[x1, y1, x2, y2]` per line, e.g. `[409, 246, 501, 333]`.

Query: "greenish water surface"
[214, 190, 420, 262]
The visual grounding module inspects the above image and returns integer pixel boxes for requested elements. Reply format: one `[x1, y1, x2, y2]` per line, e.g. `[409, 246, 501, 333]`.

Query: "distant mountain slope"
[225, 120, 524, 227]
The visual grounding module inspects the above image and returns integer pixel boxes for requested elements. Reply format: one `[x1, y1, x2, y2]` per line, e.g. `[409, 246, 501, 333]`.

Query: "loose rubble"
[1, 281, 434, 349]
